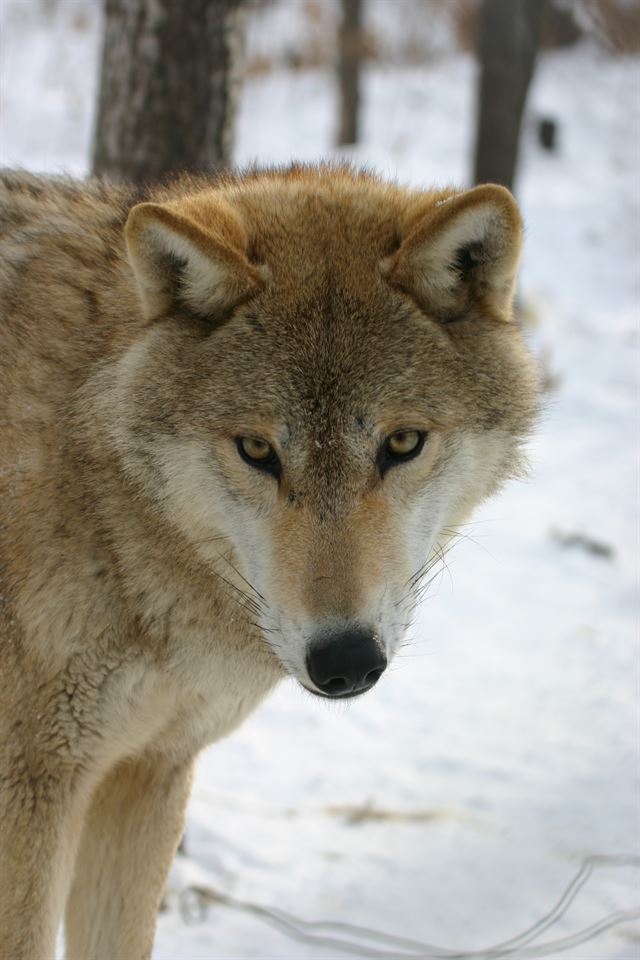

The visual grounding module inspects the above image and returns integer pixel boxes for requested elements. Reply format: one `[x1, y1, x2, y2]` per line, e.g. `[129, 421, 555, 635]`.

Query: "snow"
[1, 3, 638, 958]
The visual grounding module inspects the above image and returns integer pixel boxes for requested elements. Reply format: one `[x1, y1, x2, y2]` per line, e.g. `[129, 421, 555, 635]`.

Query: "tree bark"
[337, 0, 363, 146]
[92, 0, 244, 185]
[473, 0, 545, 190]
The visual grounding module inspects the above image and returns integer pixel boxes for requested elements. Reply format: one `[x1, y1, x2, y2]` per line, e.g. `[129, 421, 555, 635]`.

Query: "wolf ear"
[124, 200, 263, 321]
[386, 184, 523, 321]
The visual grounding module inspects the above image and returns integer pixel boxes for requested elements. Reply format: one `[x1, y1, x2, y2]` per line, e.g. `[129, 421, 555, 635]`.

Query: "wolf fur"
[0, 165, 538, 959]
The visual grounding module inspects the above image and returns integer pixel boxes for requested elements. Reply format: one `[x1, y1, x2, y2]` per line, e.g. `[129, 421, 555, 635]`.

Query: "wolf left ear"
[125, 200, 263, 321]
[386, 184, 523, 322]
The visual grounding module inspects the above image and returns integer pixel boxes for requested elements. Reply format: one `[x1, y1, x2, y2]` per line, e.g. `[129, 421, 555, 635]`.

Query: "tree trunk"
[92, 0, 244, 185]
[337, 0, 362, 146]
[473, 0, 545, 190]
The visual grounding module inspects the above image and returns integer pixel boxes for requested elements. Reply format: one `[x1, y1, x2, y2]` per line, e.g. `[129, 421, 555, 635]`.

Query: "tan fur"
[0, 165, 539, 959]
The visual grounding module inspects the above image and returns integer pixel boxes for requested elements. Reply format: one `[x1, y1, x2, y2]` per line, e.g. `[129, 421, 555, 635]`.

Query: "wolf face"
[112, 167, 538, 698]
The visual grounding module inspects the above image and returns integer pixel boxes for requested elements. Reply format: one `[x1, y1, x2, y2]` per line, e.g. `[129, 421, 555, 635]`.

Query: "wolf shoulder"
[0, 171, 142, 447]
[0, 170, 138, 355]
[0, 172, 133, 661]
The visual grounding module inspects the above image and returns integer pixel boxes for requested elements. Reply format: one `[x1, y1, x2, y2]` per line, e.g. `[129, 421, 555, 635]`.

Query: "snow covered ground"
[1, 2, 638, 958]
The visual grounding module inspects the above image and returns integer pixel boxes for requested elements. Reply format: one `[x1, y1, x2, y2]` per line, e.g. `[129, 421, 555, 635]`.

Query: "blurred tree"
[473, 0, 545, 190]
[542, 0, 582, 47]
[92, 0, 244, 184]
[337, 0, 362, 146]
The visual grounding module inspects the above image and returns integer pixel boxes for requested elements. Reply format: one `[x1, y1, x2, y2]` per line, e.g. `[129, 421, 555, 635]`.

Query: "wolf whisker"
[212, 548, 268, 606]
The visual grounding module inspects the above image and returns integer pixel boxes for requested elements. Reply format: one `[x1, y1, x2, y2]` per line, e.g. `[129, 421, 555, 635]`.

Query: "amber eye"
[379, 429, 426, 475]
[236, 436, 281, 479]
[239, 437, 272, 461]
[387, 430, 422, 456]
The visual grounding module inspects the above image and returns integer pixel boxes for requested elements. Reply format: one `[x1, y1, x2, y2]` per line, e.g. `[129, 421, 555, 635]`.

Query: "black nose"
[305, 629, 387, 698]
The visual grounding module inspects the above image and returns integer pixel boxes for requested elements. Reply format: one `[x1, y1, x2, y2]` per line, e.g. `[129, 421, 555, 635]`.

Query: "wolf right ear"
[386, 184, 523, 322]
[125, 200, 264, 321]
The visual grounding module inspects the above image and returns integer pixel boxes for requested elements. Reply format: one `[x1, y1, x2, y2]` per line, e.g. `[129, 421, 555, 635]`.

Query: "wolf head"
[115, 166, 538, 699]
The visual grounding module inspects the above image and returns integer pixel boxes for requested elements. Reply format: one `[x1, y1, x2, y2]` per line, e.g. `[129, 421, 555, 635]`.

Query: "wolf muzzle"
[305, 628, 387, 699]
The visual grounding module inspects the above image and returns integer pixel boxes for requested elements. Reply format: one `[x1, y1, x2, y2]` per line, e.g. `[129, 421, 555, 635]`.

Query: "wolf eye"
[388, 430, 422, 456]
[379, 429, 426, 475]
[236, 437, 281, 479]
[239, 437, 271, 461]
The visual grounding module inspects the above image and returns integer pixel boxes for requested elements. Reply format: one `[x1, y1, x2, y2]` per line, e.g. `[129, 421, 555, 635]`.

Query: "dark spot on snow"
[550, 528, 615, 560]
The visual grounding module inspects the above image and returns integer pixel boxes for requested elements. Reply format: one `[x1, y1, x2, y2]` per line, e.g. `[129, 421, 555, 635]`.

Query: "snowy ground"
[1, 3, 638, 959]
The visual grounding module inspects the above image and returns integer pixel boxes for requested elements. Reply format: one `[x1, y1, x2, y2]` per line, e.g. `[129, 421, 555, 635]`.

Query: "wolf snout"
[305, 629, 387, 699]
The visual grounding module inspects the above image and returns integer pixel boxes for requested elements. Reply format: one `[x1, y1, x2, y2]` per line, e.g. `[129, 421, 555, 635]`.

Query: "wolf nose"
[305, 629, 387, 698]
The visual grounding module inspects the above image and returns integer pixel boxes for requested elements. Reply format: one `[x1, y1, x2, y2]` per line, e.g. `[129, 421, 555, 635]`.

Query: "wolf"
[0, 164, 538, 959]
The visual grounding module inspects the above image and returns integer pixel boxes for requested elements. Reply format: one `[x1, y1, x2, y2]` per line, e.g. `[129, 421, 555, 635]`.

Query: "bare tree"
[92, 0, 244, 184]
[337, 0, 363, 146]
[473, 0, 545, 190]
